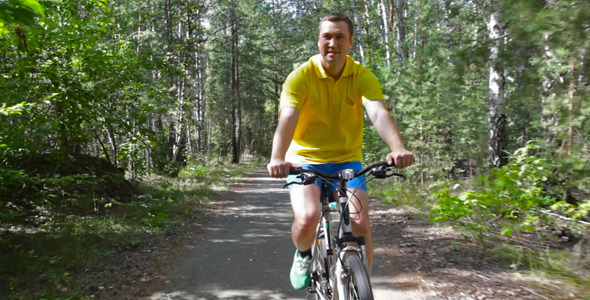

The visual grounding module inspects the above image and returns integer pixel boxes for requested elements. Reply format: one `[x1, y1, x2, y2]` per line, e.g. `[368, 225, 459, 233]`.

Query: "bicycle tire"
[344, 253, 373, 300]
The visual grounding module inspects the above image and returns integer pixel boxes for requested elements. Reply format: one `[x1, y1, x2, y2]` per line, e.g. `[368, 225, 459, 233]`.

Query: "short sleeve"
[358, 69, 384, 105]
[280, 69, 308, 112]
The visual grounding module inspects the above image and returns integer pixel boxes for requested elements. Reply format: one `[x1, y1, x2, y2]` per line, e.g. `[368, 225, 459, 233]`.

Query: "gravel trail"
[147, 170, 423, 300]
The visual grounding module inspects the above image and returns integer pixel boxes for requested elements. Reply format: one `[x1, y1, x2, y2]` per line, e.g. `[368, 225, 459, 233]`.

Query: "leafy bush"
[0, 152, 135, 215]
[430, 142, 558, 241]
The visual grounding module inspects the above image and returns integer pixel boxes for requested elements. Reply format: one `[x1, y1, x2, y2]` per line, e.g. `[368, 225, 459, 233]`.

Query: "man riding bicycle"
[266, 12, 414, 290]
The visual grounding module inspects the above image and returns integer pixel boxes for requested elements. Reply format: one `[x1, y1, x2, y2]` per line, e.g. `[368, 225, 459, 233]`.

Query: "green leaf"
[500, 227, 513, 236]
[9, 7, 35, 25]
[18, 0, 45, 16]
[458, 193, 469, 201]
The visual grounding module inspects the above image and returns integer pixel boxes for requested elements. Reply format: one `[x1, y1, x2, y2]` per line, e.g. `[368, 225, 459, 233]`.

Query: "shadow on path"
[149, 171, 301, 299]
[148, 170, 420, 300]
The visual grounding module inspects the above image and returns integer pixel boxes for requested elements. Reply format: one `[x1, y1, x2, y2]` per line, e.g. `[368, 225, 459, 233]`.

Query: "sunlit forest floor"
[370, 201, 590, 299]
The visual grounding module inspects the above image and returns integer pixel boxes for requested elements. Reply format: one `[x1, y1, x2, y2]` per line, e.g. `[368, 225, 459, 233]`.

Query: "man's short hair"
[319, 13, 354, 38]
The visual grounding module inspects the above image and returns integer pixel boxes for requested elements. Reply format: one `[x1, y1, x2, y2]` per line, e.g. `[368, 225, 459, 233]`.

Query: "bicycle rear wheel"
[344, 253, 373, 300]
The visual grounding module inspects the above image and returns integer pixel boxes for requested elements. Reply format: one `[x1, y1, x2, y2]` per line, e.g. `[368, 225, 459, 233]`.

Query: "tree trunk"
[106, 123, 118, 166]
[442, 0, 452, 63]
[379, 0, 392, 72]
[540, 33, 558, 145]
[230, 0, 241, 164]
[362, 0, 374, 69]
[353, 13, 366, 62]
[195, 49, 205, 153]
[487, 0, 507, 168]
[565, 63, 575, 155]
[393, 0, 406, 63]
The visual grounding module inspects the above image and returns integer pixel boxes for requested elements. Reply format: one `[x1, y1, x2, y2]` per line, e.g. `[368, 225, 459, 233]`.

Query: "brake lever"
[283, 172, 318, 189]
[299, 173, 318, 185]
[283, 181, 300, 189]
[371, 165, 405, 179]
[389, 172, 405, 179]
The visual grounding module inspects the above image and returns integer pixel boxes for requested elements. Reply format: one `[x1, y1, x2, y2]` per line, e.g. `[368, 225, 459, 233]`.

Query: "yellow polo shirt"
[280, 55, 384, 164]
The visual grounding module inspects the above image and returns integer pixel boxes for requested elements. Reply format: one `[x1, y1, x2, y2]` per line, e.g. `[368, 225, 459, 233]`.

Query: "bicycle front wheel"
[344, 253, 373, 300]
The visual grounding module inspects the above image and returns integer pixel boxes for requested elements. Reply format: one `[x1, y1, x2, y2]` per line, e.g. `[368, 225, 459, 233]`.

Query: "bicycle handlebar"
[288, 161, 404, 181]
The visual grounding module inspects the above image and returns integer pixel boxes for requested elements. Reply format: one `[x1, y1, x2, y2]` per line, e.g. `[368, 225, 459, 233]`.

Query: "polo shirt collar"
[312, 55, 354, 79]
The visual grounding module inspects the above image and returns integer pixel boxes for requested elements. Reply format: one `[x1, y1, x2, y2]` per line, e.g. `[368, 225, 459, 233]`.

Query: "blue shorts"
[286, 161, 367, 197]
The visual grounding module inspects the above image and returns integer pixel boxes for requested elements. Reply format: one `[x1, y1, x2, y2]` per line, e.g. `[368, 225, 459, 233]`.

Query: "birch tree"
[487, 0, 507, 167]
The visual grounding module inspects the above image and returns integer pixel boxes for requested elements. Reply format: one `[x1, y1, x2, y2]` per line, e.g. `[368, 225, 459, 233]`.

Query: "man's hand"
[267, 107, 298, 178]
[386, 149, 414, 169]
[267, 159, 292, 178]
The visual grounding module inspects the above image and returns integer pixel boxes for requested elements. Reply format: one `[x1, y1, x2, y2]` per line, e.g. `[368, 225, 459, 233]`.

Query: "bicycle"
[287, 161, 404, 300]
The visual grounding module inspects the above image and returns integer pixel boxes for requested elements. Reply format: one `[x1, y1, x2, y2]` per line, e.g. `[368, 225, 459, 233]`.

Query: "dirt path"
[83, 169, 574, 299]
[145, 170, 425, 300]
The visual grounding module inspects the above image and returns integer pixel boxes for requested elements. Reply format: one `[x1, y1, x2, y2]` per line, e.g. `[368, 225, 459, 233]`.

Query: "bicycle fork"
[334, 169, 369, 300]
[337, 169, 370, 269]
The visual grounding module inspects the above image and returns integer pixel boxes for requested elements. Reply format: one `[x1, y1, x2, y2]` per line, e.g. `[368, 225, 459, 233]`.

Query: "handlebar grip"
[289, 167, 303, 175]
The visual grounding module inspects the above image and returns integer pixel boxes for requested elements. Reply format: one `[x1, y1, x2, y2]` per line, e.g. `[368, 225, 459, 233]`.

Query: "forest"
[1, 0, 589, 298]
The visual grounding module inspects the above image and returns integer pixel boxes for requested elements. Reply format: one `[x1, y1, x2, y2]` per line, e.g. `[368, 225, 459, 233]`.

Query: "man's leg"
[346, 189, 373, 271]
[288, 184, 321, 289]
[290, 184, 321, 253]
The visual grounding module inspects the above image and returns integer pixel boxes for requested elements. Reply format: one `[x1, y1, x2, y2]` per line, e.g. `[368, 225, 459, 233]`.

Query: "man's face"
[318, 20, 353, 65]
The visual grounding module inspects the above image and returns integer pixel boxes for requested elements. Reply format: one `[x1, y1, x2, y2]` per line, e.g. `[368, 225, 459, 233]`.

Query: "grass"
[0, 158, 260, 299]
[366, 175, 446, 212]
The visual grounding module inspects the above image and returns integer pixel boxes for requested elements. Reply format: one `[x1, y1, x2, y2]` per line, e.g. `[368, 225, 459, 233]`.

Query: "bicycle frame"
[313, 169, 369, 300]
[313, 181, 336, 299]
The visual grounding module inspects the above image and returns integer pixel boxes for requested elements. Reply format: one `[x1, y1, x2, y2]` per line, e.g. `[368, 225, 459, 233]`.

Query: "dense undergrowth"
[0, 153, 258, 299]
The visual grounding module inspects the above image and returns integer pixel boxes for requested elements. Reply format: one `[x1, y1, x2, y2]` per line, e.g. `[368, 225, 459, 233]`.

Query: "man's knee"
[352, 216, 371, 233]
[291, 185, 321, 233]
[293, 211, 320, 232]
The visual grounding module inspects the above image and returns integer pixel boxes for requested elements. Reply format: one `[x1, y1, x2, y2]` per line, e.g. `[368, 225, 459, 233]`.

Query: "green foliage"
[0, 0, 588, 294]
[556, 150, 590, 199]
[362, 126, 390, 163]
[0, 153, 134, 215]
[551, 200, 590, 224]
[0, 0, 45, 28]
[430, 142, 558, 240]
[375, 0, 489, 183]
[0, 0, 586, 195]
[376, 181, 432, 213]
[0, 158, 250, 299]
[0, 101, 34, 115]
[1, 0, 174, 178]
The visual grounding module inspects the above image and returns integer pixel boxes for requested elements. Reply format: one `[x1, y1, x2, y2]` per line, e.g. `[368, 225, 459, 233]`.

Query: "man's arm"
[364, 99, 414, 168]
[267, 106, 299, 178]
